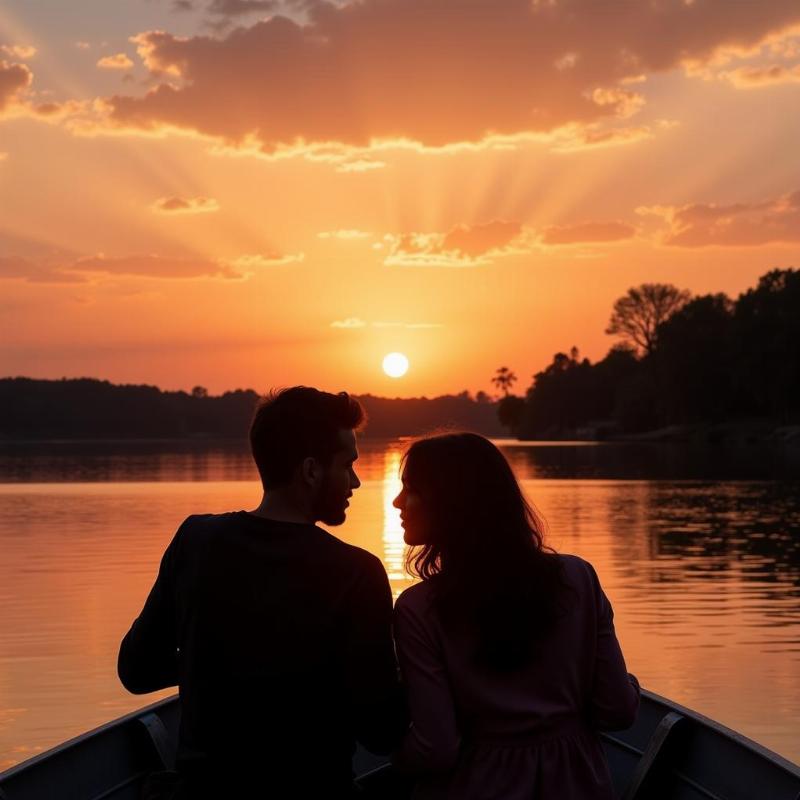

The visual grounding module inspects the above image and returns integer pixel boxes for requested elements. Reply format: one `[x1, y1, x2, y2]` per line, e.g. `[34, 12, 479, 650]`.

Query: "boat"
[1, 689, 798, 799]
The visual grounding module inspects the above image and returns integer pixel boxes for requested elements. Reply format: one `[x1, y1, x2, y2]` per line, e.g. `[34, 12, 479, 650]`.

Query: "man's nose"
[351, 471, 361, 490]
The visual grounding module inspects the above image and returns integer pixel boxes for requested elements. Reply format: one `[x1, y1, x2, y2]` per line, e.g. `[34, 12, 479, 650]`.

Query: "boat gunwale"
[1, 689, 798, 787]
[0, 695, 176, 783]
[626, 689, 800, 779]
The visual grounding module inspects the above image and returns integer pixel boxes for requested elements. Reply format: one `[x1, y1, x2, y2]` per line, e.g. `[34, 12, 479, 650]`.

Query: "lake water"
[0, 439, 798, 770]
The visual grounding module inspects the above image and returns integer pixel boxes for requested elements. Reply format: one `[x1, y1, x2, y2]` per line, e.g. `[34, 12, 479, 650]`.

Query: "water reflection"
[502, 441, 800, 481]
[381, 448, 410, 592]
[0, 443, 798, 770]
[2, 438, 799, 482]
[0, 440, 257, 484]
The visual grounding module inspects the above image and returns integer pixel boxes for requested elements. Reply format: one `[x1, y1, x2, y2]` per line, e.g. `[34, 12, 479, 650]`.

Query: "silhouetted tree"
[606, 283, 691, 356]
[491, 271, 797, 439]
[734, 268, 800, 422]
[520, 347, 594, 436]
[491, 366, 517, 396]
[655, 294, 735, 423]
[497, 395, 526, 436]
[191, 386, 209, 398]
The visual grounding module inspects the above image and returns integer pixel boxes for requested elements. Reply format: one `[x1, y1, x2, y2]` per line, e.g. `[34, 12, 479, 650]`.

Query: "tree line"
[494, 268, 800, 439]
[0, 379, 504, 440]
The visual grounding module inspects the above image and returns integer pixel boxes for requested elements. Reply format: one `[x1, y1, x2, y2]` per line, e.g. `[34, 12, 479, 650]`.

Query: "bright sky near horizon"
[1, 0, 800, 397]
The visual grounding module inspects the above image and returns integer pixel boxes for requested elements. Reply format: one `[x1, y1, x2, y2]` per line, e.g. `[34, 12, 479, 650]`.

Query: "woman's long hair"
[403, 432, 569, 672]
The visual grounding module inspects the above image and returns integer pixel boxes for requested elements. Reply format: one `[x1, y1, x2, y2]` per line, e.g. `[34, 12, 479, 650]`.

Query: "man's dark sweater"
[118, 512, 405, 796]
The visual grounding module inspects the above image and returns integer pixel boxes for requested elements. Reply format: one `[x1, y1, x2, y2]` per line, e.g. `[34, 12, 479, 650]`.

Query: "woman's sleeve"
[392, 594, 462, 774]
[586, 562, 640, 731]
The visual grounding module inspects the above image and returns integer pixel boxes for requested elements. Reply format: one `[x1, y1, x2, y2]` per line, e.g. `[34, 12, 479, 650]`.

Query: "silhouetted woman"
[391, 433, 639, 799]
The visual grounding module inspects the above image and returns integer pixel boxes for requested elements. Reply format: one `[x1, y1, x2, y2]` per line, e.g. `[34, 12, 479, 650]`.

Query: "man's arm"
[118, 522, 185, 694]
[342, 554, 407, 754]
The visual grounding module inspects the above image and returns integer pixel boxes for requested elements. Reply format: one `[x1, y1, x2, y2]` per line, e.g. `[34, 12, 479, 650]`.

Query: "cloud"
[75, 41, 92, 50]
[385, 220, 529, 267]
[97, 1, 800, 155]
[0, 59, 32, 113]
[640, 190, 800, 247]
[541, 221, 636, 245]
[718, 62, 800, 88]
[382, 216, 642, 264]
[151, 195, 220, 214]
[73, 254, 240, 278]
[372, 321, 443, 329]
[335, 158, 386, 173]
[228, 252, 304, 269]
[97, 53, 135, 70]
[0, 59, 86, 123]
[330, 317, 442, 329]
[553, 124, 653, 152]
[0, 256, 88, 284]
[331, 317, 366, 328]
[769, 33, 800, 58]
[207, 0, 278, 15]
[30, 99, 87, 121]
[682, 27, 800, 88]
[318, 229, 371, 240]
[0, 253, 249, 281]
[0, 45, 36, 60]
[590, 87, 645, 119]
[440, 220, 523, 258]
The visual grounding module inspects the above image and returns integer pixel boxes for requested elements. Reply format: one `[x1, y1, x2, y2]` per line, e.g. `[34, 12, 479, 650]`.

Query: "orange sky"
[1, 0, 800, 397]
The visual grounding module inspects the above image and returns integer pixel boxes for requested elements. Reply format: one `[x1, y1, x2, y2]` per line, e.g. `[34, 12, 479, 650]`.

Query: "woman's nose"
[392, 493, 402, 509]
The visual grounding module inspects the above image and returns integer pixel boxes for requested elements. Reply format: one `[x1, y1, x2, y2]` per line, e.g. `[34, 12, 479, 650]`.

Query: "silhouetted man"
[118, 387, 405, 798]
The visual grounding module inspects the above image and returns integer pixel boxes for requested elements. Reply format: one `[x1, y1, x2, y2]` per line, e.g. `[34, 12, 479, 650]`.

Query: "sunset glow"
[0, 2, 799, 395]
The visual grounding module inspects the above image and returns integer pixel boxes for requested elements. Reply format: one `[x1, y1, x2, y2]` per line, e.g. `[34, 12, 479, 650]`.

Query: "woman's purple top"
[393, 554, 640, 799]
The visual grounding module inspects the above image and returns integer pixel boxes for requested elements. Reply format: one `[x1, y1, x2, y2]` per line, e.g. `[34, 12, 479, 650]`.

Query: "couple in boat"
[119, 386, 639, 799]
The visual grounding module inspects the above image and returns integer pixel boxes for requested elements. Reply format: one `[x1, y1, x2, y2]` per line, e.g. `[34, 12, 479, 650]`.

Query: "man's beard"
[311, 474, 348, 526]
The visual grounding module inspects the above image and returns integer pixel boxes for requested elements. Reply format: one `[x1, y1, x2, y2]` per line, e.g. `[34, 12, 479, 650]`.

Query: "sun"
[382, 352, 409, 378]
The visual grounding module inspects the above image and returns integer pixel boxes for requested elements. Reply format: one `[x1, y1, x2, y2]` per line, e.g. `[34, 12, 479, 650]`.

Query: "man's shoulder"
[170, 511, 247, 549]
[176, 511, 240, 535]
[314, 527, 385, 572]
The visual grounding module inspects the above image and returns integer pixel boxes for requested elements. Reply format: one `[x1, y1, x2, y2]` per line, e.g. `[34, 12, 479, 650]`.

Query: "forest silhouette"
[1, 269, 797, 442]
[0, 381, 502, 440]
[496, 268, 800, 440]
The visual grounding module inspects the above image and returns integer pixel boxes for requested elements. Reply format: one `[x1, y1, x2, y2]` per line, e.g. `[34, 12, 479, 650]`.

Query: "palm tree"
[491, 366, 517, 397]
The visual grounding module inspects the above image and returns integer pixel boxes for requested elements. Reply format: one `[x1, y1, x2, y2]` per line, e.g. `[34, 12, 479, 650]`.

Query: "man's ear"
[300, 456, 323, 488]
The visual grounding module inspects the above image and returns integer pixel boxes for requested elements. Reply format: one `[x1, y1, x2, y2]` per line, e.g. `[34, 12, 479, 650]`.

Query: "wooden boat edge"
[628, 688, 800, 779]
[1, 689, 798, 794]
[0, 695, 177, 783]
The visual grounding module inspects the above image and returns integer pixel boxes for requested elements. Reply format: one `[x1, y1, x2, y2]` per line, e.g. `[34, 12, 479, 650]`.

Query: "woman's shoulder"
[395, 578, 438, 616]
[557, 551, 591, 572]
[555, 552, 604, 590]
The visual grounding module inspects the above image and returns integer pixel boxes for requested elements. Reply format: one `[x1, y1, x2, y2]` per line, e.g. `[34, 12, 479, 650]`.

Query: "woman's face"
[393, 467, 430, 546]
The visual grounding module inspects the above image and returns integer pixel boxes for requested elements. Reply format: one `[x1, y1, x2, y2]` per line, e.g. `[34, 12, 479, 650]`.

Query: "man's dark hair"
[250, 387, 365, 489]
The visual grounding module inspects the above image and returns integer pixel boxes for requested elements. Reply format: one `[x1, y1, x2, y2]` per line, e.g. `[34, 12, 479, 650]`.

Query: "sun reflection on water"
[382, 447, 413, 597]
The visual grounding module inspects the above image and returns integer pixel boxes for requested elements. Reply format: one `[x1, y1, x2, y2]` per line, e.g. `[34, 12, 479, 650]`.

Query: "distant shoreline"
[2, 426, 799, 447]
